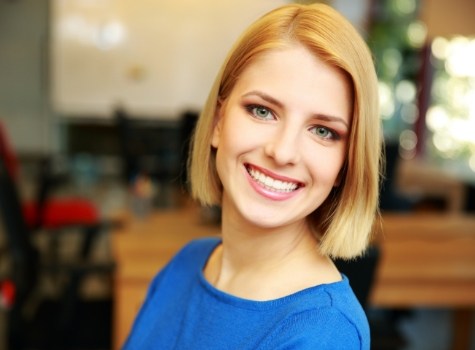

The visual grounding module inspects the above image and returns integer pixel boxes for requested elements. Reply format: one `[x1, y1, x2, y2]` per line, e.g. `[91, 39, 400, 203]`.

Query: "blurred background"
[0, 0, 474, 349]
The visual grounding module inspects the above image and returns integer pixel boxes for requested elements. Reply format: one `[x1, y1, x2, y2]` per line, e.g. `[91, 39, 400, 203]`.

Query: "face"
[211, 44, 352, 231]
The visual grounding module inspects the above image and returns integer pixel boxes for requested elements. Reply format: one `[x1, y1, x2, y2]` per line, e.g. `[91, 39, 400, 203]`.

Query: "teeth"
[247, 167, 299, 193]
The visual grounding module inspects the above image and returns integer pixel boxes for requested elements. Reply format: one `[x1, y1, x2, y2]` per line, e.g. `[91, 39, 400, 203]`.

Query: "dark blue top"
[123, 237, 370, 349]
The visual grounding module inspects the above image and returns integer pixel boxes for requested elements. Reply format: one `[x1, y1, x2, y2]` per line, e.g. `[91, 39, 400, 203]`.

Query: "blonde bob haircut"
[189, 3, 382, 259]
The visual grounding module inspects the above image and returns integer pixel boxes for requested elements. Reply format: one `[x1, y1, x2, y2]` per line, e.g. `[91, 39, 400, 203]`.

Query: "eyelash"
[244, 103, 340, 141]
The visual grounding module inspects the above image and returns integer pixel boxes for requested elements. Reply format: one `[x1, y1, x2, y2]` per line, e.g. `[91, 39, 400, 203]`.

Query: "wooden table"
[397, 158, 468, 213]
[111, 206, 475, 350]
[371, 214, 475, 307]
[370, 214, 475, 350]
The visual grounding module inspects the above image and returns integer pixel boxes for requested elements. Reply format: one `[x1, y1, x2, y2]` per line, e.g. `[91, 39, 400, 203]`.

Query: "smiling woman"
[124, 3, 381, 350]
[192, 3, 381, 260]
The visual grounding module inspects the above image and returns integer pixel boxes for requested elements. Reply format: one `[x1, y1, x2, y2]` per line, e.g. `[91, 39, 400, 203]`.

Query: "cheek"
[306, 147, 346, 184]
[218, 112, 260, 154]
[213, 120, 244, 164]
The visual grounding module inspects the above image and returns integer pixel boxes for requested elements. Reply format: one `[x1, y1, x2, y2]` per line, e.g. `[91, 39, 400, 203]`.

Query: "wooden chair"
[0, 156, 114, 349]
[0, 121, 113, 262]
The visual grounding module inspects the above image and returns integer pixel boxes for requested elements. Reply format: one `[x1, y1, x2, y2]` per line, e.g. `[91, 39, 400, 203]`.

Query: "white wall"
[51, 0, 288, 120]
[0, 0, 54, 154]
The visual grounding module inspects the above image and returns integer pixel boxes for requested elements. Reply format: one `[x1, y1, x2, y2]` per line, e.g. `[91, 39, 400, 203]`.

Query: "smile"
[245, 165, 301, 193]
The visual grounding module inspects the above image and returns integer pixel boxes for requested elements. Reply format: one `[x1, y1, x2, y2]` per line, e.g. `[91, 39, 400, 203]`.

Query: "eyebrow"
[242, 90, 349, 129]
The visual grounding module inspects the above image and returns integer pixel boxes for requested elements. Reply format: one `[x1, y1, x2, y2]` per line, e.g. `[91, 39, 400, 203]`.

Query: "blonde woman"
[125, 3, 381, 349]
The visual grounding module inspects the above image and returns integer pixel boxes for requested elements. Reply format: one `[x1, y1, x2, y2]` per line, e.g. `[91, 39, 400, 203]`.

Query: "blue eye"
[247, 105, 274, 120]
[310, 126, 338, 140]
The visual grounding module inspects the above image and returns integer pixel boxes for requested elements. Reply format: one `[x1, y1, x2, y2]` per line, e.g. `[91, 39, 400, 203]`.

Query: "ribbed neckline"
[197, 238, 349, 311]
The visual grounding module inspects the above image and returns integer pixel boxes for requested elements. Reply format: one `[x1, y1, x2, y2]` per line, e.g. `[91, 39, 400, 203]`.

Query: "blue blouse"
[123, 237, 370, 349]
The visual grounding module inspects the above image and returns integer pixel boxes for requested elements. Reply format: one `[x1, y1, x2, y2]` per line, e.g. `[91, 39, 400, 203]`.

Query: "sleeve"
[264, 308, 367, 350]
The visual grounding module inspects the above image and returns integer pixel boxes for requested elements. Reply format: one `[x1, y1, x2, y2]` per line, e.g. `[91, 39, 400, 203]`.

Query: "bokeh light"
[431, 37, 449, 60]
[407, 20, 427, 48]
[428, 36, 475, 175]
[379, 81, 395, 119]
[395, 80, 417, 103]
[391, 0, 417, 15]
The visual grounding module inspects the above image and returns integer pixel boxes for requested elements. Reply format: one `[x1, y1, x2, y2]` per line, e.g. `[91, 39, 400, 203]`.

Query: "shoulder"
[161, 236, 221, 269]
[273, 307, 368, 350]
[148, 237, 221, 287]
[177, 236, 222, 258]
[266, 300, 369, 349]
[169, 237, 221, 268]
[263, 277, 370, 350]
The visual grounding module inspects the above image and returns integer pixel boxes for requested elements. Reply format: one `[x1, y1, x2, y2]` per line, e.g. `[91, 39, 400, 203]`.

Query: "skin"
[204, 44, 352, 301]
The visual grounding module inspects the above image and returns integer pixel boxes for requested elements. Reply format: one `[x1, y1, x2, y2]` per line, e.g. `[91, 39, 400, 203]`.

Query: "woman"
[124, 3, 381, 349]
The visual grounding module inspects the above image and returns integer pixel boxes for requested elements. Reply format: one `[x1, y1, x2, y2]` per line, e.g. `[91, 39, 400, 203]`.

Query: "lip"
[244, 163, 303, 201]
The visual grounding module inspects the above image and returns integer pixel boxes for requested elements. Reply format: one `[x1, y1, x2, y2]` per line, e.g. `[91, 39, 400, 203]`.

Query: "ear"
[211, 102, 223, 148]
[333, 173, 342, 187]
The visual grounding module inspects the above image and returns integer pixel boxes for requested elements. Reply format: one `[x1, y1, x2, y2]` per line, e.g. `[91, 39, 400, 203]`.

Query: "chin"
[239, 208, 307, 231]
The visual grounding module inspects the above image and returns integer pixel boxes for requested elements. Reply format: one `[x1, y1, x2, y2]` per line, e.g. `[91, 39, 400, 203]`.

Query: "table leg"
[452, 308, 473, 350]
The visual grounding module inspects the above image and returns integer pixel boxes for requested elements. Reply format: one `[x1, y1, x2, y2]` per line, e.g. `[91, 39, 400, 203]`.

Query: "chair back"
[114, 109, 182, 183]
[0, 156, 38, 296]
[333, 245, 380, 310]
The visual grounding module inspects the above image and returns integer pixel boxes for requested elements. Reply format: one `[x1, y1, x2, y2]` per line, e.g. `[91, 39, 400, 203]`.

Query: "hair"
[189, 3, 382, 259]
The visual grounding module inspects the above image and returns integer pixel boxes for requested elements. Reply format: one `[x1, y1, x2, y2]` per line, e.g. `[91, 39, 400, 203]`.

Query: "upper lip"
[245, 163, 304, 186]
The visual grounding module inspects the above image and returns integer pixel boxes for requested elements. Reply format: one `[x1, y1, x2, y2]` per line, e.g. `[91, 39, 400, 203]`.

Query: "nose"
[264, 123, 301, 166]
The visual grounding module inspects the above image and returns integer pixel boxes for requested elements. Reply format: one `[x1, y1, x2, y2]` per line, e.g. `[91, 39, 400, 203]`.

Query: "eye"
[309, 126, 338, 140]
[246, 105, 275, 121]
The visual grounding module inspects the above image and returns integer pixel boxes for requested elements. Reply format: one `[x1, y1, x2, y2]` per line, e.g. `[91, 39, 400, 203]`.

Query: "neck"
[219, 207, 316, 272]
[203, 202, 339, 301]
